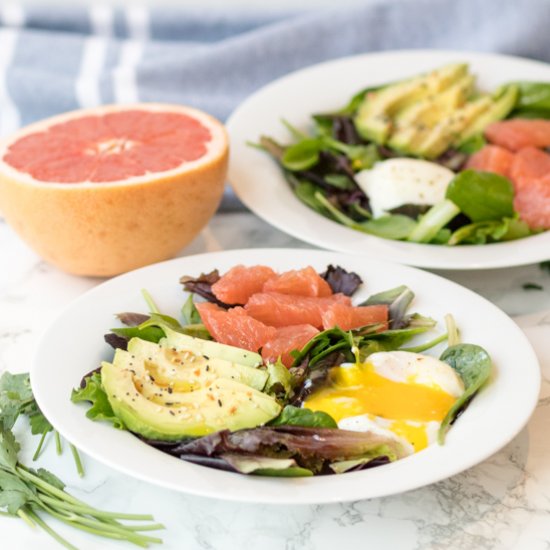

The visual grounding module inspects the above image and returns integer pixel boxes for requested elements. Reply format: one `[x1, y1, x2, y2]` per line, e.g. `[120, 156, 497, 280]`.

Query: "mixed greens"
[72, 265, 493, 478]
[256, 63, 550, 245]
[0, 372, 163, 549]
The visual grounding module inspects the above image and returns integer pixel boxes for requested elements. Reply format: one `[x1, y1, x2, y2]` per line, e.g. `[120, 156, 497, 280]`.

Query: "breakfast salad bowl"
[30, 248, 541, 504]
[227, 50, 550, 270]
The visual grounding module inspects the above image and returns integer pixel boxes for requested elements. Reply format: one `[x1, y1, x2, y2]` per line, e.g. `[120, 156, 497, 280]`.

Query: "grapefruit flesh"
[510, 147, 550, 187]
[321, 303, 389, 331]
[0, 104, 228, 276]
[263, 266, 332, 297]
[485, 119, 550, 151]
[244, 292, 352, 328]
[3, 111, 211, 183]
[514, 175, 550, 229]
[261, 324, 320, 367]
[211, 265, 277, 305]
[195, 302, 276, 352]
[465, 145, 514, 178]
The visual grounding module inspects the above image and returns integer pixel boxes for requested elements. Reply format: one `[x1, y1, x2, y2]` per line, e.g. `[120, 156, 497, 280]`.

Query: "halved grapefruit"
[0, 104, 228, 276]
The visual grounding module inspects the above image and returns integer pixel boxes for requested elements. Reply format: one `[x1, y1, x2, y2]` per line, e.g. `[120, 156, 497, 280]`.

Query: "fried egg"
[355, 158, 455, 218]
[303, 351, 464, 454]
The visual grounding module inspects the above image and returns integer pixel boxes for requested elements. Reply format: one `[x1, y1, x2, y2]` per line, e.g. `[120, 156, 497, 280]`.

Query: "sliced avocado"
[101, 361, 281, 440]
[354, 63, 468, 144]
[458, 84, 519, 144]
[415, 96, 492, 159]
[388, 74, 474, 152]
[161, 327, 262, 368]
[124, 337, 268, 392]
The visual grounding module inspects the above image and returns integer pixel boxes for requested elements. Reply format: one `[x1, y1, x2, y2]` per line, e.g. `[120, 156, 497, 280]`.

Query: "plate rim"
[226, 49, 550, 270]
[30, 248, 542, 504]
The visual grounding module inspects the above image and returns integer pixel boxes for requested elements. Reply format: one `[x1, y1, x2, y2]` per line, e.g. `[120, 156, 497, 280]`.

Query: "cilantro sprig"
[0, 371, 163, 548]
[0, 372, 82, 474]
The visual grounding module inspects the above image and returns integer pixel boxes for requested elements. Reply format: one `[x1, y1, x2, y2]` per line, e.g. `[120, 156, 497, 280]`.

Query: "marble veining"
[1, 212, 549, 550]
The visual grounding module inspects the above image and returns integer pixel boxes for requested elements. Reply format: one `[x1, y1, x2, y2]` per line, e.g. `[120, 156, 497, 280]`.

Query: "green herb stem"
[69, 444, 84, 477]
[402, 332, 448, 353]
[32, 429, 49, 461]
[27, 507, 78, 550]
[54, 431, 62, 455]
[38, 494, 156, 522]
[37, 501, 161, 547]
[17, 507, 36, 529]
[141, 289, 160, 314]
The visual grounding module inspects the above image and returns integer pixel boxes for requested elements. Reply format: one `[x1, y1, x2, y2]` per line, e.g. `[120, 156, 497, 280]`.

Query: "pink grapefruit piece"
[212, 265, 277, 305]
[510, 147, 550, 188]
[485, 119, 550, 151]
[0, 104, 228, 276]
[195, 302, 276, 352]
[321, 303, 389, 331]
[261, 324, 320, 368]
[465, 145, 514, 178]
[244, 292, 352, 328]
[514, 174, 550, 230]
[263, 266, 333, 297]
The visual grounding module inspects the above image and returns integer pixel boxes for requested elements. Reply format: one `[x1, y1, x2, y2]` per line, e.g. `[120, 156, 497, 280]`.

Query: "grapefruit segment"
[263, 266, 333, 297]
[211, 265, 277, 305]
[465, 145, 514, 178]
[244, 292, 351, 329]
[261, 324, 320, 367]
[321, 303, 389, 331]
[485, 119, 550, 151]
[195, 302, 276, 352]
[514, 174, 550, 229]
[0, 104, 228, 276]
[510, 147, 550, 187]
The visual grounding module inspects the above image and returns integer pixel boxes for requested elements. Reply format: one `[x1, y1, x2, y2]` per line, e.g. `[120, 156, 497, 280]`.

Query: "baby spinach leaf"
[438, 344, 492, 444]
[111, 325, 165, 344]
[359, 215, 416, 240]
[445, 170, 515, 222]
[457, 134, 486, 154]
[282, 139, 322, 171]
[71, 372, 125, 430]
[269, 406, 337, 429]
[508, 81, 550, 118]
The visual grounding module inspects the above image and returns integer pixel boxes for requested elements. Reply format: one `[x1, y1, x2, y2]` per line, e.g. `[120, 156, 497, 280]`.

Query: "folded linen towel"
[1, 0, 549, 209]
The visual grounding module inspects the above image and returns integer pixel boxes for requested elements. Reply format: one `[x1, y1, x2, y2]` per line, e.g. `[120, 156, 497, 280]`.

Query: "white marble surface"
[1, 212, 550, 550]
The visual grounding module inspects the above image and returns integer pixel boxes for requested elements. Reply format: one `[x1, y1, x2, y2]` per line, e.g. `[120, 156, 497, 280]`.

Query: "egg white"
[355, 158, 455, 218]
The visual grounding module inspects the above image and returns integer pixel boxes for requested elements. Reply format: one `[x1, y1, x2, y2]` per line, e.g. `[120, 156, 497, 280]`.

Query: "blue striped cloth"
[1, 0, 550, 209]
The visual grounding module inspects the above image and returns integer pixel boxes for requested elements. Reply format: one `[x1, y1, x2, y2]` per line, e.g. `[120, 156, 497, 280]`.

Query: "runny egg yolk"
[304, 362, 458, 452]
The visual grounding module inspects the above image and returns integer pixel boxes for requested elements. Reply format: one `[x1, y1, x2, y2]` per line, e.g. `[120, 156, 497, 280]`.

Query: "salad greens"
[509, 81, 550, 119]
[438, 344, 493, 443]
[256, 66, 546, 246]
[73, 264, 493, 481]
[0, 372, 163, 549]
